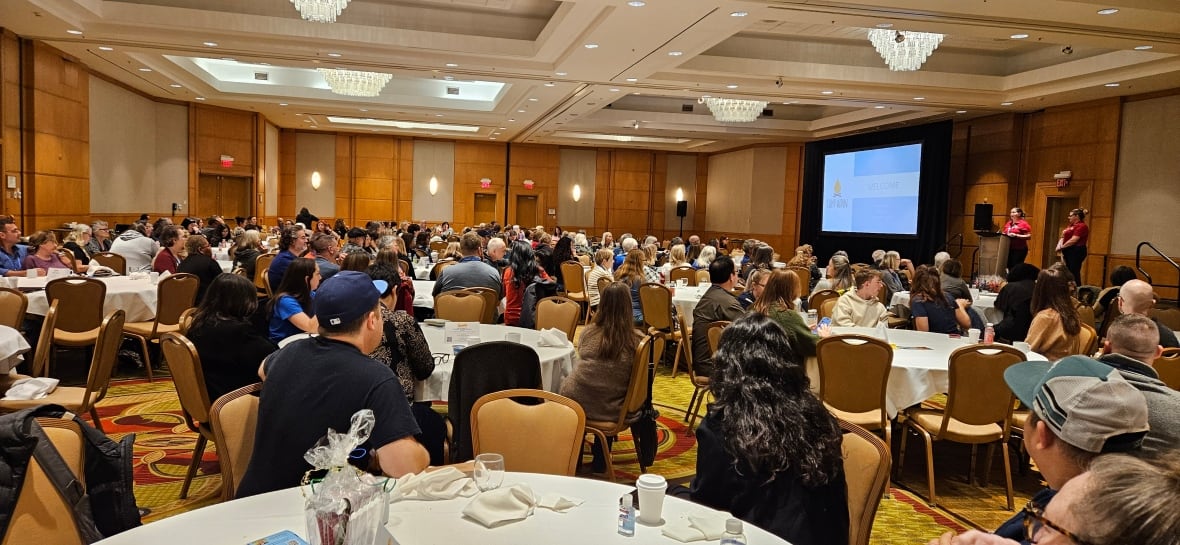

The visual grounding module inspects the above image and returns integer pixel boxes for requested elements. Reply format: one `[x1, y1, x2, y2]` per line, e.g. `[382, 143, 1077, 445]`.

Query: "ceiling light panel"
[326, 116, 480, 132]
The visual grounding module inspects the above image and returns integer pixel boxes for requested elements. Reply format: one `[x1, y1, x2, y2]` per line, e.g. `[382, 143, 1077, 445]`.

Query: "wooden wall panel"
[1, 32, 20, 219]
[507, 144, 558, 231]
[278, 130, 296, 221]
[453, 141, 506, 228]
[23, 42, 89, 231]
[334, 134, 353, 226]
[946, 114, 1025, 271]
[352, 134, 397, 223]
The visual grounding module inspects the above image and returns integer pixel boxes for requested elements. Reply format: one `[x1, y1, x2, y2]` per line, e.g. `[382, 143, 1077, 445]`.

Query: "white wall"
[89, 76, 187, 213]
[558, 149, 596, 227]
[1112, 94, 1180, 256]
[412, 140, 455, 222]
[294, 132, 336, 218]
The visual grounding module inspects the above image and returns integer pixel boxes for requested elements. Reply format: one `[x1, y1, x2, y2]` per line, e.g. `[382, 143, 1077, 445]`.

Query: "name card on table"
[444, 322, 481, 346]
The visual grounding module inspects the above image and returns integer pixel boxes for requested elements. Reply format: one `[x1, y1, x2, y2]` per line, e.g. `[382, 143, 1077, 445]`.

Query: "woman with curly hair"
[502, 241, 549, 326]
[1026, 265, 1083, 360]
[690, 313, 849, 545]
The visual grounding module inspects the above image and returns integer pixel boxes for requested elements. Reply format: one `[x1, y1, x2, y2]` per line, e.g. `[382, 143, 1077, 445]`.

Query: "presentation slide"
[820, 143, 922, 236]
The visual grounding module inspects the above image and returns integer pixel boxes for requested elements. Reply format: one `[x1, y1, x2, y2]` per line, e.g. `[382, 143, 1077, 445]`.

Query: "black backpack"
[518, 276, 558, 329]
[0, 404, 141, 542]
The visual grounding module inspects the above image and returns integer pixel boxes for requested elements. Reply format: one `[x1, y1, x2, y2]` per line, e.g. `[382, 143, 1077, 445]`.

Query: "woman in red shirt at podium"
[1001, 207, 1032, 270]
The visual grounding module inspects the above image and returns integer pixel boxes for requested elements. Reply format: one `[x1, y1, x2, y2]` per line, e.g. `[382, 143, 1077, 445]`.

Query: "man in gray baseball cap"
[989, 355, 1150, 541]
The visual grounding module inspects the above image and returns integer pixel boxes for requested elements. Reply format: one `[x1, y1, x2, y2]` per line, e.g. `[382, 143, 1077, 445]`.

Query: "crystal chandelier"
[699, 97, 768, 123]
[290, 0, 351, 23]
[317, 68, 392, 97]
[867, 29, 944, 71]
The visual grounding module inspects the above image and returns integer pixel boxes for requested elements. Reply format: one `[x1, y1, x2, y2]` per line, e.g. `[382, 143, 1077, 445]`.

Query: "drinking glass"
[473, 453, 504, 492]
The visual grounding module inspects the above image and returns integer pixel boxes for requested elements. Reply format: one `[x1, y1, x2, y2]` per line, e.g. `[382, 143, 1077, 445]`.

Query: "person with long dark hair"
[1056, 208, 1089, 286]
[550, 236, 575, 290]
[188, 274, 277, 401]
[1027, 266, 1083, 360]
[502, 241, 548, 326]
[690, 313, 849, 545]
[559, 282, 643, 472]
[267, 257, 319, 343]
[1002, 207, 1032, 269]
[993, 263, 1040, 343]
[910, 265, 971, 334]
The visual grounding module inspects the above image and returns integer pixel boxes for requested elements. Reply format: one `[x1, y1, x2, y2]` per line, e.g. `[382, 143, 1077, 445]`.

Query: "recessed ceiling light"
[138, 68, 153, 72]
[609, 88, 620, 92]
[627, 0, 646, 6]
[875, 23, 893, 28]
[490, 137, 497, 140]
[1010, 33, 1029, 39]
[528, 97, 538, 101]
[668, 51, 683, 56]
[1134, 45, 1153, 50]
[730, 11, 748, 17]
[498, 127, 506, 130]
[544, 82, 556, 87]
[359, 108, 368, 112]
[625, 77, 638, 82]
[203, 42, 218, 47]
[445, 63, 458, 67]
[913, 97, 925, 101]
[1104, 82, 1120, 87]
[1097, 8, 1119, 15]
[584, 43, 599, 49]
[195, 97, 206, 101]
[956, 110, 967, 114]
[98, 46, 113, 51]
[1001, 101, 1013, 106]
[169, 84, 182, 88]
[725, 84, 738, 89]
[821, 90, 834, 95]
[874, 105, 886, 109]
[509, 118, 516, 122]
[279, 103, 288, 106]
[435, 114, 444, 117]
[556, 71, 568, 76]
[66, 29, 83, 35]
[518, 109, 526, 113]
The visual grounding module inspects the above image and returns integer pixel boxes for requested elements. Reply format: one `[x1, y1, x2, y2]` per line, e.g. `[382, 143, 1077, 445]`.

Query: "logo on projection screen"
[827, 179, 848, 209]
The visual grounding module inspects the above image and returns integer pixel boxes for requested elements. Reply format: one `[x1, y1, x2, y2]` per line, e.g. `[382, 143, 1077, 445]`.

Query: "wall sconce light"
[311, 171, 322, 191]
[429, 176, 439, 195]
[675, 187, 685, 202]
[572, 184, 582, 202]
[523, 179, 535, 190]
[480, 177, 492, 189]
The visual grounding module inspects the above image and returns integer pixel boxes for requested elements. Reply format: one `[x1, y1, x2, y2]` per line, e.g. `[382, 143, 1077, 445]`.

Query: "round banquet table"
[416, 323, 575, 402]
[94, 472, 787, 545]
[890, 290, 1002, 323]
[805, 327, 1046, 417]
[18, 275, 159, 322]
[0, 325, 32, 375]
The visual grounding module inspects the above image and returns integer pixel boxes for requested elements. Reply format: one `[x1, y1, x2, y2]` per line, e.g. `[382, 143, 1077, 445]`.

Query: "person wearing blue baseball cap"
[238, 271, 429, 497]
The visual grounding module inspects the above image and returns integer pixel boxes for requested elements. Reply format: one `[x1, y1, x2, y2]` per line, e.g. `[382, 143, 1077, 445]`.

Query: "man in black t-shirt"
[237, 271, 429, 497]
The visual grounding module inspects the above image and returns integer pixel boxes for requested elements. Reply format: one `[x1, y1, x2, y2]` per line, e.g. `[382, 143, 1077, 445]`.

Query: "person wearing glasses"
[86, 221, 113, 254]
[930, 355, 1150, 544]
[266, 224, 309, 293]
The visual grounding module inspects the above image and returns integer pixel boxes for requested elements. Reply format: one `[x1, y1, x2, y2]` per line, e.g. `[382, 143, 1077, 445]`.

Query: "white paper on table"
[444, 322, 481, 345]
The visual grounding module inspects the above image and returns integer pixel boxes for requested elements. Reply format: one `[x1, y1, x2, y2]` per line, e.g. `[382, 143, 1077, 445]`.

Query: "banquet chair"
[559, 261, 589, 322]
[583, 336, 664, 481]
[817, 334, 894, 490]
[1077, 304, 1097, 330]
[786, 267, 810, 299]
[577, 254, 591, 267]
[1150, 307, 1180, 332]
[430, 260, 457, 280]
[695, 269, 710, 285]
[159, 332, 219, 499]
[56, 250, 77, 272]
[820, 298, 839, 321]
[254, 253, 275, 297]
[1155, 347, 1180, 390]
[3, 417, 88, 545]
[45, 277, 106, 364]
[178, 308, 196, 335]
[91, 252, 126, 275]
[638, 283, 682, 374]
[471, 388, 585, 476]
[447, 341, 542, 463]
[0, 309, 125, 433]
[429, 240, 448, 253]
[463, 287, 499, 324]
[898, 343, 1024, 510]
[0, 287, 28, 329]
[535, 296, 580, 341]
[810, 289, 840, 318]
[669, 265, 697, 286]
[123, 272, 199, 382]
[677, 311, 708, 401]
[434, 291, 486, 323]
[686, 321, 731, 431]
[210, 382, 262, 501]
[840, 419, 892, 545]
[1078, 322, 1098, 356]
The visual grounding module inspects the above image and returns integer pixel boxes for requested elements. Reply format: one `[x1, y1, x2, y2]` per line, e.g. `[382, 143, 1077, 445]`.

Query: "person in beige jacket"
[832, 269, 888, 327]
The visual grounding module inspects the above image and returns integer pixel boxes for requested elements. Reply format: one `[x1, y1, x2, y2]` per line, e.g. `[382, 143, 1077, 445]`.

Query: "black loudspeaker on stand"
[676, 200, 688, 239]
[973, 203, 993, 232]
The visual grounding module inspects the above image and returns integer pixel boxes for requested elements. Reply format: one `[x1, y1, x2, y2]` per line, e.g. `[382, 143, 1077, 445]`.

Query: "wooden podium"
[977, 232, 1010, 278]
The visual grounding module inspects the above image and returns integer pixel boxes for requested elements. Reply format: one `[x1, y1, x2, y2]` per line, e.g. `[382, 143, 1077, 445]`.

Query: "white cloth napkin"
[661, 514, 729, 542]
[537, 492, 584, 513]
[537, 328, 570, 347]
[389, 467, 478, 501]
[461, 484, 536, 528]
[3, 377, 60, 400]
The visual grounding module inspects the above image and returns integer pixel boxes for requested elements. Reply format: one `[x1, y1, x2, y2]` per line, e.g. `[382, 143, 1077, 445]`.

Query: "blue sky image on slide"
[821, 143, 922, 235]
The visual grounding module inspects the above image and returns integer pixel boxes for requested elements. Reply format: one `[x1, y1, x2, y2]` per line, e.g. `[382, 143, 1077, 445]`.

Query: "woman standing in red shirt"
[1056, 208, 1089, 285]
[1002, 207, 1032, 270]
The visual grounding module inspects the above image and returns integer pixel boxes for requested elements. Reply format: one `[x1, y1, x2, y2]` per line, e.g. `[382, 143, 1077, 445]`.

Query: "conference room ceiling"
[4, 0, 1180, 152]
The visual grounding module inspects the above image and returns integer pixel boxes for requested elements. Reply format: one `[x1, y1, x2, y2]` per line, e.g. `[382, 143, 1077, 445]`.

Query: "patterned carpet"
[91, 363, 1043, 543]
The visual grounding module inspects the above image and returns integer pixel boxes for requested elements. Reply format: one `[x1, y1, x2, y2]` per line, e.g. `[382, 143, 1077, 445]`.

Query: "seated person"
[751, 269, 830, 359]
[939, 259, 973, 302]
[186, 274, 277, 401]
[691, 256, 745, 377]
[691, 314, 849, 545]
[1095, 265, 1137, 321]
[177, 234, 223, 304]
[831, 269, 889, 327]
[152, 225, 185, 275]
[432, 232, 502, 299]
[909, 266, 971, 334]
[21, 231, 72, 271]
[502, 241, 549, 326]
[994, 263, 1039, 342]
[62, 224, 93, 269]
[238, 271, 429, 497]
[109, 221, 159, 273]
[1027, 266, 1084, 360]
[267, 258, 319, 343]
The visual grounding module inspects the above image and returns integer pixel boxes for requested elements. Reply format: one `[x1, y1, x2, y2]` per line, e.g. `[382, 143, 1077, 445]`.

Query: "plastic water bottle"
[877, 320, 890, 343]
[984, 323, 995, 344]
[720, 518, 746, 545]
[618, 493, 635, 536]
[807, 309, 818, 331]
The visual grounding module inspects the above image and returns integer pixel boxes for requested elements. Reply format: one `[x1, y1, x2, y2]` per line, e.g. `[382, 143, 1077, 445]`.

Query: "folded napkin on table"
[462, 484, 536, 528]
[537, 492, 584, 513]
[3, 377, 60, 400]
[390, 466, 478, 501]
[537, 328, 570, 348]
[661, 514, 729, 542]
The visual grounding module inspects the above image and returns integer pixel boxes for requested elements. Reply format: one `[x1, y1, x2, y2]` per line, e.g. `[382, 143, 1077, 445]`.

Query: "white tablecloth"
[806, 327, 1046, 417]
[0, 326, 31, 374]
[416, 324, 575, 402]
[217, 259, 234, 273]
[20, 275, 159, 322]
[95, 472, 786, 545]
[414, 264, 432, 280]
[670, 285, 709, 329]
[413, 280, 435, 309]
[890, 290, 1002, 323]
